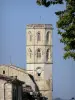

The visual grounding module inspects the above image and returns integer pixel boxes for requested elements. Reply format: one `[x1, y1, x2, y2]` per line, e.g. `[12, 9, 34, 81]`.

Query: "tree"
[36, 0, 75, 60]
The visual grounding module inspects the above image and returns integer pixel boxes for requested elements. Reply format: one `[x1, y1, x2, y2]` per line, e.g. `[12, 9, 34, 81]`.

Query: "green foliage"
[36, 0, 75, 60]
[36, 0, 63, 7]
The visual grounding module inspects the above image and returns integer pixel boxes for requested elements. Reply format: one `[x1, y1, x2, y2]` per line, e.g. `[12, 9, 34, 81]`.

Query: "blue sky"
[0, 0, 75, 99]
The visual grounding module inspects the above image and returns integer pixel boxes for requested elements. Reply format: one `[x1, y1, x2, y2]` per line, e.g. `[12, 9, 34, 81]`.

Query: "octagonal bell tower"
[26, 24, 53, 100]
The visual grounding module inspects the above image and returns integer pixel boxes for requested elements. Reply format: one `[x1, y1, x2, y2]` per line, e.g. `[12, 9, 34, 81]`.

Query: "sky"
[0, 0, 75, 99]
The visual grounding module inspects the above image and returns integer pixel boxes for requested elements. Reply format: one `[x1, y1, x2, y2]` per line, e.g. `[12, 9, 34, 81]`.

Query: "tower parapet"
[26, 24, 53, 29]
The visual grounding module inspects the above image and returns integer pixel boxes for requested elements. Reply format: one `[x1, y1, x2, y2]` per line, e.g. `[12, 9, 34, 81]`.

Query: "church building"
[0, 24, 53, 100]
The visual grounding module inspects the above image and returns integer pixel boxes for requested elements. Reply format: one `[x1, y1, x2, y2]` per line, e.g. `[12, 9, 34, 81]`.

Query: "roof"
[0, 64, 33, 76]
[0, 64, 26, 71]
[0, 74, 24, 85]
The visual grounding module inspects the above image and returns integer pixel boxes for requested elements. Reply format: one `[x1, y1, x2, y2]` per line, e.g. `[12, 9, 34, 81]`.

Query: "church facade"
[0, 24, 53, 100]
[26, 24, 53, 100]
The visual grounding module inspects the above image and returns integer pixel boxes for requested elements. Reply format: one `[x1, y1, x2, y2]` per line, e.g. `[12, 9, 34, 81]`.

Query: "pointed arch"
[37, 32, 41, 41]
[37, 48, 41, 58]
[28, 31, 32, 41]
[28, 48, 32, 58]
[46, 48, 50, 60]
[46, 31, 50, 42]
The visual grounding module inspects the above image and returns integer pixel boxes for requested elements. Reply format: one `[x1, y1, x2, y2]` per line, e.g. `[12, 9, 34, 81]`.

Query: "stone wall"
[0, 79, 12, 100]
[0, 65, 35, 90]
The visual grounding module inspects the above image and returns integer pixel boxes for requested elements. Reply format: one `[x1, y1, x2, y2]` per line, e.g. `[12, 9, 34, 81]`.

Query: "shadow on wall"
[28, 74, 40, 92]
[53, 97, 75, 100]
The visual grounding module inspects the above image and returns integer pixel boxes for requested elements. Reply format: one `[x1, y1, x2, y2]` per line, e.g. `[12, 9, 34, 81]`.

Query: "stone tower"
[26, 24, 53, 100]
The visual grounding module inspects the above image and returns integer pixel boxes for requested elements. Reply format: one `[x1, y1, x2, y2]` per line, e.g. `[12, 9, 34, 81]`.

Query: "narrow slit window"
[3, 70, 5, 74]
[29, 48, 32, 58]
[46, 49, 50, 60]
[46, 31, 50, 42]
[37, 48, 41, 58]
[37, 32, 41, 41]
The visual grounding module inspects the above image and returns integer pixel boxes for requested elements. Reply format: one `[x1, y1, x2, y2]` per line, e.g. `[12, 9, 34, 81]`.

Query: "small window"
[3, 70, 5, 74]
[37, 73, 41, 76]
[37, 32, 41, 41]
[29, 48, 32, 58]
[46, 31, 50, 42]
[46, 48, 50, 60]
[37, 48, 41, 58]
[28, 31, 32, 41]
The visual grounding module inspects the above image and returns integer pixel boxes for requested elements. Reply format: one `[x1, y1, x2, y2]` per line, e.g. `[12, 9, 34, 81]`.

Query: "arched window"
[37, 32, 41, 41]
[46, 48, 50, 60]
[46, 31, 50, 42]
[37, 48, 41, 58]
[28, 31, 32, 41]
[29, 48, 32, 58]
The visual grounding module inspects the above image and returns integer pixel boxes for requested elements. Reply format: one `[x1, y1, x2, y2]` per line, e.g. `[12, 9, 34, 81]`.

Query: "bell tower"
[26, 24, 53, 100]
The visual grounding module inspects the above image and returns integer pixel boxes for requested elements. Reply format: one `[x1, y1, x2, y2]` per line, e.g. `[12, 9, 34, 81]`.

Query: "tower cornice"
[26, 24, 53, 29]
[26, 62, 53, 64]
[26, 45, 53, 46]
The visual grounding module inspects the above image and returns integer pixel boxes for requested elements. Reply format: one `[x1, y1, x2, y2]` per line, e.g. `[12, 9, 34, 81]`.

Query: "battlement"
[26, 24, 53, 29]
